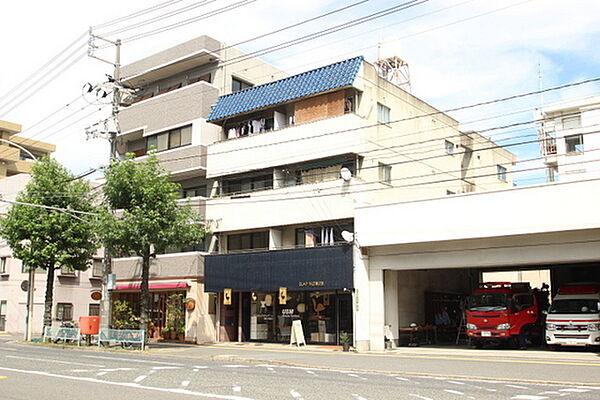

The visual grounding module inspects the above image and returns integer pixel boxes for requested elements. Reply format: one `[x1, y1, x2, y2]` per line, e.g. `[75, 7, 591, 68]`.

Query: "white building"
[536, 95, 600, 182]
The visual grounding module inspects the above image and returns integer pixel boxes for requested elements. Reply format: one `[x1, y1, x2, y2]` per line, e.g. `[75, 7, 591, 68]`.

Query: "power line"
[99, 0, 217, 37]
[0, 31, 87, 104]
[92, 0, 185, 30]
[121, 0, 260, 43]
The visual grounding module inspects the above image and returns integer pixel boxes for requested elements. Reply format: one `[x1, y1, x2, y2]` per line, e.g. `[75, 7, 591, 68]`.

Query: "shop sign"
[298, 281, 325, 287]
[223, 288, 232, 305]
[279, 287, 287, 304]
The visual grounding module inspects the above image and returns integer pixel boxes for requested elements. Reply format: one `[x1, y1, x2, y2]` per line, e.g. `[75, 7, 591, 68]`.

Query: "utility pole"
[25, 267, 35, 341]
[87, 28, 122, 331]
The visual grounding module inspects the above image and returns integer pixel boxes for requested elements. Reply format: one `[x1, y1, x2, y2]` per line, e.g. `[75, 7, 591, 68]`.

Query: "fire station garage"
[353, 180, 600, 351]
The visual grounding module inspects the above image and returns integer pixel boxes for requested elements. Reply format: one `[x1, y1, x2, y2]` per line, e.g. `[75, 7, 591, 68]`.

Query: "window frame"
[497, 165, 507, 182]
[565, 134, 584, 154]
[56, 303, 73, 321]
[379, 162, 392, 185]
[145, 125, 193, 154]
[92, 260, 103, 278]
[377, 103, 391, 124]
[88, 303, 100, 317]
[227, 231, 269, 252]
[0, 257, 6, 274]
[445, 140, 454, 155]
[232, 77, 253, 93]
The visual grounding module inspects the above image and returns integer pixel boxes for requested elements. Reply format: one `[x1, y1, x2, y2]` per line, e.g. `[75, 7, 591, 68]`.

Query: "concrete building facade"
[536, 95, 600, 182]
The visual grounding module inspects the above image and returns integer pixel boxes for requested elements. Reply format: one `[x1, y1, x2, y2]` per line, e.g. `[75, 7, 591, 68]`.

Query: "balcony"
[205, 244, 353, 292]
[119, 82, 219, 135]
[176, 195, 206, 218]
[205, 177, 361, 233]
[207, 113, 367, 179]
[112, 251, 205, 281]
[128, 144, 207, 178]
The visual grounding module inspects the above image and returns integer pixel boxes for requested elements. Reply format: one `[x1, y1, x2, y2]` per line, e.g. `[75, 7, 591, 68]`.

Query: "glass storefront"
[247, 290, 352, 344]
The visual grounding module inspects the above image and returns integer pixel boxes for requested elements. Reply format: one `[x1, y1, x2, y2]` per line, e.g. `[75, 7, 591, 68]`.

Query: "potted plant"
[339, 331, 351, 352]
[176, 326, 186, 342]
[166, 293, 185, 341]
[161, 326, 172, 340]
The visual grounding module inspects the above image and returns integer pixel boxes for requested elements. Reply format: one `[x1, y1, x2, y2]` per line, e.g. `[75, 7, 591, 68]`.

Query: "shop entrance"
[244, 290, 352, 344]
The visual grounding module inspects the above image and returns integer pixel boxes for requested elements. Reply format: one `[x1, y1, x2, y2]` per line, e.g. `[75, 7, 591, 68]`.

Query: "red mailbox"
[79, 316, 100, 335]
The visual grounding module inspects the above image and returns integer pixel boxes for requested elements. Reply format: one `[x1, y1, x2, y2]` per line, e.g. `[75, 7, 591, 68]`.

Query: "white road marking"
[486, 388, 497, 392]
[305, 370, 316, 375]
[538, 392, 560, 395]
[193, 369, 199, 372]
[233, 386, 241, 392]
[194, 366, 209, 369]
[99, 368, 133, 372]
[347, 373, 360, 378]
[352, 395, 368, 400]
[151, 366, 180, 370]
[0, 366, 256, 400]
[97, 372, 107, 376]
[71, 369, 89, 372]
[448, 381, 465, 385]
[559, 389, 589, 393]
[134, 375, 147, 383]
[409, 395, 433, 400]
[395, 377, 409, 381]
[223, 365, 249, 368]
[507, 385, 530, 390]
[290, 390, 303, 399]
[510, 396, 548, 400]
[182, 380, 190, 387]
[6, 355, 104, 367]
[0, 347, 17, 351]
[267, 367, 275, 372]
[444, 389, 464, 395]
[82, 355, 183, 366]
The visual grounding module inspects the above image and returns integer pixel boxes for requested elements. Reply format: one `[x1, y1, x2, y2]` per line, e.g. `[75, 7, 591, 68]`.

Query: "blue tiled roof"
[207, 56, 364, 122]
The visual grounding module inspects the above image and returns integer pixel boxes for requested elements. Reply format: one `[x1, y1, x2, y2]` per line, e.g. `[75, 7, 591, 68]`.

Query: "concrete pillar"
[384, 270, 399, 346]
[369, 266, 385, 352]
[353, 245, 371, 352]
[269, 228, 283, 250]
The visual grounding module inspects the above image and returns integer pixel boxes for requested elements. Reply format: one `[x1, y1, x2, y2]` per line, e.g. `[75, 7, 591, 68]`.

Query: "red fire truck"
[466, 282, 549, 348]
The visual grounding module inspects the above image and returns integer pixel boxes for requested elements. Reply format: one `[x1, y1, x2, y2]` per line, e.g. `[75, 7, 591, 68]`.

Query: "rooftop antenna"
[374, 41, 411, 92]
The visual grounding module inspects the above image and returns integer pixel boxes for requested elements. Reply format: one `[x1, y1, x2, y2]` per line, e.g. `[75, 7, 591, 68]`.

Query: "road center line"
[6, 355, 104, 367]
[0, 366, 255, 400]
[134, 375, 147, 383]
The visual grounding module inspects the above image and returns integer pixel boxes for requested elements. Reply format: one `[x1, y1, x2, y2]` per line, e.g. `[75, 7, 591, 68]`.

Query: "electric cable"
[92, 0, 185, 30]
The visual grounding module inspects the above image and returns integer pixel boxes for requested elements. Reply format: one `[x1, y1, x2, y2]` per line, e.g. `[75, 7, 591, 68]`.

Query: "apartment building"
[202, 56, 515, 348]
[536, 95, 600, 182]
[112, 35, 285, 343]
[0, 124, 101, 336]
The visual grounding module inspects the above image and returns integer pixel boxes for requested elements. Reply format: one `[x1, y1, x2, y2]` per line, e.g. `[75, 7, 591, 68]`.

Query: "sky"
[1, 0, 599, 186]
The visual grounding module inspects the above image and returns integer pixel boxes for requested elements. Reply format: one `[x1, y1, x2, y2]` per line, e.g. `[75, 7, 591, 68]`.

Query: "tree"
[0, 157, 99, 329]
[97, 153, 205, 332]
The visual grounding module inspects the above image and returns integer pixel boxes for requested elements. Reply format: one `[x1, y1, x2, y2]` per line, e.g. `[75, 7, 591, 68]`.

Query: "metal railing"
[43, 326, 81, 345]
[98, 328, 145, 350]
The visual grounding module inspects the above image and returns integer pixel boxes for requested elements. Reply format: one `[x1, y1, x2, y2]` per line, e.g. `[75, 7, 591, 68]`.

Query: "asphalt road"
[1, 339, 599, 400]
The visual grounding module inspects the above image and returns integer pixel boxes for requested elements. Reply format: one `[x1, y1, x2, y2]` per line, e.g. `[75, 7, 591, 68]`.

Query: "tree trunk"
[139, 251, 151, 333]
[43, 265, 55, 329]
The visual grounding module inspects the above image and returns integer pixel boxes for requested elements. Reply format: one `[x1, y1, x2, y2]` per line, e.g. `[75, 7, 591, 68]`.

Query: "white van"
[546, 284, 600, 347]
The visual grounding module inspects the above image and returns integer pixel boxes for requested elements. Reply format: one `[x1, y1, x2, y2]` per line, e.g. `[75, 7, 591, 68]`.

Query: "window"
[222, 174, 273, 196]
[88, 304, 100, 317]
[60, 265, 76, 276]
[145, 125, 192, 153]
[562, 114, 581, 129]
[295, 223, 353, 247]
[377, 103, 390, 124]
[0, 300, 6, 331]
[379, 162, 392, 185]
[0, 257, 6, 274]
[189, 73, 211, 84]
[182, 185, 207, 198]
[497, 165, 507, 182]
[227, 231, 268, 252]
[232, 77, 252, 93]
[445, 140, 454, 155]
[92, 260, 103, 278]
[56, 303, 73, 321]
[565, 134, 583, 153]
[21, 263, 43, 274]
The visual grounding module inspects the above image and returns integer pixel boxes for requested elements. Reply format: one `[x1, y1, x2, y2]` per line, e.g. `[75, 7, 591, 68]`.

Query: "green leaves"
[98, 153, 206, 256]
[0, 157, 99, 272]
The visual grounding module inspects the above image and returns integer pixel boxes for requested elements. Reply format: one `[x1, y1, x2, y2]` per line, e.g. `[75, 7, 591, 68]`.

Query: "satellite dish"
[341, 230, 354, 243]
[340, 167, 352, 181]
